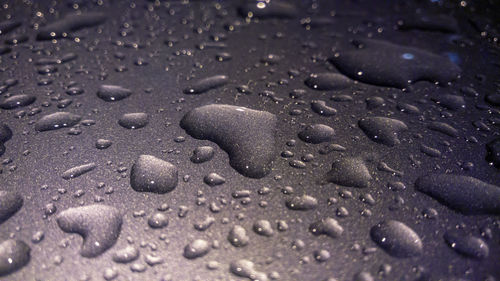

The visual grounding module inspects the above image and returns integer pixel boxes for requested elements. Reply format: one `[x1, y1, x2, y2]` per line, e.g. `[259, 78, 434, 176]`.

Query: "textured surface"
[0, 0, 499, 280]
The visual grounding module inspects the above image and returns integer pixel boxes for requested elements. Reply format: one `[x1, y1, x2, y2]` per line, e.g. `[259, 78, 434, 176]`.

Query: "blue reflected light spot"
[444, 52, 461, 65]
[401, 53, 414, 60]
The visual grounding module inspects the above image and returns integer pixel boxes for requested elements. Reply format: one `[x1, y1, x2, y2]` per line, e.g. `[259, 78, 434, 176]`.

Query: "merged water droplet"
[180, 104, 277, 178]
[112, 246, 139, 264]
[309, 217, 344, 238]
[229, 259, 268, 281]
[311, 100, 337, 116]
[330, 39, 461, 88]
[253, 220, 274, 237]
[228, 225, 249, 247]
[183, 239, 210, 259]
[56, 204, 122, 257]
[285, 194, 318, 211]
[415, 174, 500, 215]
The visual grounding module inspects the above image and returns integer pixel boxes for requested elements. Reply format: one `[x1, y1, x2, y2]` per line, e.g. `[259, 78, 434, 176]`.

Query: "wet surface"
[0, 0, 499, 280]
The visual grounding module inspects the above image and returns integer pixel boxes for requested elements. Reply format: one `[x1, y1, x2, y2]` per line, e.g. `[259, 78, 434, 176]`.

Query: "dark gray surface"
[0, 0, 499, 280]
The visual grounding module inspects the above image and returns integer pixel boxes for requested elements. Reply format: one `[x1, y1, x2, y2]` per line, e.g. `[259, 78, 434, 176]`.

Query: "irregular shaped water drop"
[0, 20, 21, 35]
[35, 112, 81, 132]
[203, 173, 226, 186]
[0, 124, 12, 143]
[37, 12, 106, 40]
[0, 239, 30, 277]
[97, 85, 132, 102]
[112, 246, 139, 263]
[485, 93, 500, 106]
[330, 39, 461, 88]
[359, 117, 408, 146]
[253, 220, 274, 237]
[309, 217, 344, 238]
[313, 249, 331, 262]
[304, 73, 352, 91]
[285, 194, 318, 210]
[230, 259, 268, 281]
[444, 230, 489, 259]
[397, 14, 459, 33]
[326, 157, 372, 188]
[190, 146, 214, 163]
[180, 104, 277, 178]
[370, 220, 423, 258]
[298, 124, 335, 144]
[183, 239, 210, 259]
[0, 94, 36, 110]
[427, 122, 459, 137]
[183, 75, 228, 94]
[118, 113, 148, 129]
[56, 204, 122, 257]
[96, 139, 112, 150]
[238, 1, 297, 19]
[415, 174, 500, 215]
[61, 163, 96, 180]
[420, 144, 441, 158]
[130, 155, 178, 194]
[311, 100, 337, 116]
[0, 191, 22, 224]
[486, 138, 500, 168]
[228, 225, 249, 247]
[431, 94, 465, 111]
[148, 212, 169, 229]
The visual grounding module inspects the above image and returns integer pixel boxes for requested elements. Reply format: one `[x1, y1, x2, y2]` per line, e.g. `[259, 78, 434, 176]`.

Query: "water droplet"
[56, 205, 122, 257]
[415, 174, 500, 215]
[370, 220, 422, 258]
[181, 104, 277, 178]
[0, 239, 30, 277]
[183, 239, 210, 259]
[0, 191, 22, 224]
[97, 85, 132, 102]
[118, 113, 149, 129]
[359, 117, 408, 146]
[35, 112, 82, 132]
[130, 155, 178, 194]
[183, 75, 228, 94]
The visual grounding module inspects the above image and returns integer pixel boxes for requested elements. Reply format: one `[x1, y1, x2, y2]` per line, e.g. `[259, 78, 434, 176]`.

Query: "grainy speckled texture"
[0, 0, 499, 280]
